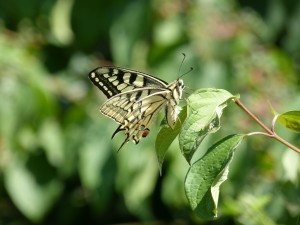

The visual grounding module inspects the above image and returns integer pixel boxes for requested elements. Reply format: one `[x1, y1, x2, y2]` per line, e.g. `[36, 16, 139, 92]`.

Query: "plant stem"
[234, 99, 300, 154]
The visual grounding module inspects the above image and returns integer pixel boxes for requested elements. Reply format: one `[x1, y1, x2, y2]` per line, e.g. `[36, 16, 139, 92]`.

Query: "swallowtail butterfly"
[88, 66, 184, 150]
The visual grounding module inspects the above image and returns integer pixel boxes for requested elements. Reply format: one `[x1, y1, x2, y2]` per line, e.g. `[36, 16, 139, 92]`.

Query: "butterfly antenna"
[179, 67, 194, 79]
[177, 53, 186, 79]
[177, 53, 194, 80]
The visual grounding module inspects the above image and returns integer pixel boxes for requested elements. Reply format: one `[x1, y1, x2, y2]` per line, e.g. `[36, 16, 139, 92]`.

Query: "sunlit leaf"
[39, 120, 64, 167]
[282, 150, 300, 183]
[50, 0, 74, 45]
[155, 106, 187, 173]
[116, 145, 158, 216]
[276, 110, 300, 133]
[185, 134, 244, 219]
[4, 153, 63, 222]
[79, 126, 116, 211]
[179, 88, 238, 163]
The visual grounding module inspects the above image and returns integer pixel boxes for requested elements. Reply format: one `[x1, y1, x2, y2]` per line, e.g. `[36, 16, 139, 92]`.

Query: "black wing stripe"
[129, 73, 137, 84]
[89, 71, 120, 97]
[115, 69, 125, 84]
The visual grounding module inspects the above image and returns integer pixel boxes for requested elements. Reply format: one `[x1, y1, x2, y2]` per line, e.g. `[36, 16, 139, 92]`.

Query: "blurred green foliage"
[0, 0, 299, 224]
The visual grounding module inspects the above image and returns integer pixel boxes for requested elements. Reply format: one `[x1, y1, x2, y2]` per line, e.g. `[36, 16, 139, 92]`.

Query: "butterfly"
[88, 66, 185, 151]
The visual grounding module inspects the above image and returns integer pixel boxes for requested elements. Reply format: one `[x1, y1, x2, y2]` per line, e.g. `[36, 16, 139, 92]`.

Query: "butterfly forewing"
[88, 66, 184, 150]
[88, 66, 168, 97]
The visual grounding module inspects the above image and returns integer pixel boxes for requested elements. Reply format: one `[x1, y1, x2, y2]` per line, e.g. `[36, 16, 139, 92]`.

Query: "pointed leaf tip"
[185, 134, 244, 219]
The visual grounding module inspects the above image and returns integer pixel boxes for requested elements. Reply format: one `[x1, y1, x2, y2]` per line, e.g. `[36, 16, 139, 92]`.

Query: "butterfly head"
[176, 79, 185, 100]
[177, 79, 184, 88]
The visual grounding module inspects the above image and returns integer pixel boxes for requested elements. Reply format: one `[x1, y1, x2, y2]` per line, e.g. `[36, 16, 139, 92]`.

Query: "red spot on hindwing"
[142, 128, 150, 138]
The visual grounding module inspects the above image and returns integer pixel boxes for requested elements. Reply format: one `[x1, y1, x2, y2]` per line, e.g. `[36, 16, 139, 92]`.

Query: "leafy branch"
[235, 99, 300, 154]
[156, 88, 300, 219]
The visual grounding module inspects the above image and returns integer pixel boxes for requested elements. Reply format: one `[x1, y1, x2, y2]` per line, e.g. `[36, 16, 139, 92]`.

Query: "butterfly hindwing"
[105, 89, 169, 150]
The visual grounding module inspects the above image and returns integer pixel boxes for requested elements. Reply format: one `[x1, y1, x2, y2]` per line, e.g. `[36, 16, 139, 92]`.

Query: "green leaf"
[179, 88, 238, 163]
[39, 119, 64, 167]
[276, 110, 300, 133]
[185, 134, 244, 219]
[155, 106, 187, 173]
[4, 153, 63, 222]
[79, 128, 116, 211]
[282, 150, 300, 183]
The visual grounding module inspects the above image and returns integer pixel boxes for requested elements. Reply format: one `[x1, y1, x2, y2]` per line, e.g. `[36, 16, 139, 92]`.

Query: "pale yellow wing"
[88, 66, 184, 150]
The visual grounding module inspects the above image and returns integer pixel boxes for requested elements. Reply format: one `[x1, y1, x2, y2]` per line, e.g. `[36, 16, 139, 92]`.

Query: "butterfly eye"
[178, 79, 184, 88]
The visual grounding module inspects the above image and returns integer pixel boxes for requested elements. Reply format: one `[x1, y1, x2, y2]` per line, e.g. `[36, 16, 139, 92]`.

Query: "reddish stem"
[234, 99, 300, 154]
